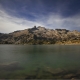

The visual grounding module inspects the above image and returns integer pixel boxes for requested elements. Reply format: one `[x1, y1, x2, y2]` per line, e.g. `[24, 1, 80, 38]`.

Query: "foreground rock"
[25, 67, 80, 79]
[0, 61, 23, 71]
[0, 26, 80, 44]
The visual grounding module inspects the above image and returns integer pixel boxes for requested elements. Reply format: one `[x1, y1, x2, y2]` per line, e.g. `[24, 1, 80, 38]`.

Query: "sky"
[0, 0, 80, 33]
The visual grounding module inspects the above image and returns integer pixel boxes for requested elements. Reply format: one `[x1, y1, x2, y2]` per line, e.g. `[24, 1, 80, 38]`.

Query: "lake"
[0, 45, 80, 79]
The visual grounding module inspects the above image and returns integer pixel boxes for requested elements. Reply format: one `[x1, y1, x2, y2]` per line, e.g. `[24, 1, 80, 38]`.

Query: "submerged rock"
[0, 61, 23, 71]
[25, 67, 80, 79]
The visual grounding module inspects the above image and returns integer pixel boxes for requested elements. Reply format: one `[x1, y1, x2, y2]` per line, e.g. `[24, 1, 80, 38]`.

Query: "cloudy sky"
[0, 0, 80, 33]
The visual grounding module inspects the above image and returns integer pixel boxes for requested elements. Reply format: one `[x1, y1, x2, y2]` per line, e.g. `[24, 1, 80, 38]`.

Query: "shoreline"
[0, 43, 80, 45]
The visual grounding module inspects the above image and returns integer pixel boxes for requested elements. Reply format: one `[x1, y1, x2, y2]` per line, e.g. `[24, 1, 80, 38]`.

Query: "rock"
[0, 26, 80, 44]
[0, 62, 23, 71]
[63, 74, 76, 79]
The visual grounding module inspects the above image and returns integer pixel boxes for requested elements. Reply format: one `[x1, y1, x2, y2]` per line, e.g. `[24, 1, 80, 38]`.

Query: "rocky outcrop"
[0, 26, 80, 44]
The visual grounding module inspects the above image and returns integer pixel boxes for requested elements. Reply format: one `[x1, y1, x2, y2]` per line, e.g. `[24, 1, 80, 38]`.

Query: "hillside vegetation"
[0, 26, 80, 45]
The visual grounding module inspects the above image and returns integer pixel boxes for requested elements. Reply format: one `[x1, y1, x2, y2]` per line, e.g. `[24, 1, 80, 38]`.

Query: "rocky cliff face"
[0, 26, 80, 44]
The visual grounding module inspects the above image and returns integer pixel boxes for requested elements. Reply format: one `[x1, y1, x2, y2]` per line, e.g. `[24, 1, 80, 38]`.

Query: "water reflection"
[0, 45, 80, 79]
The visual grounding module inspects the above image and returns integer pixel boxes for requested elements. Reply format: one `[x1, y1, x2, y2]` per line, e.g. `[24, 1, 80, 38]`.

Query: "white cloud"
[45, 13, 80, 30]
[0, 9, 45, 33]
[0, 8, 80, 33]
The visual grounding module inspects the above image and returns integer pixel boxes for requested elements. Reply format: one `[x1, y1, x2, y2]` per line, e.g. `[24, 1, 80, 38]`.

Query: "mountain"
[0, 26, 80, 45]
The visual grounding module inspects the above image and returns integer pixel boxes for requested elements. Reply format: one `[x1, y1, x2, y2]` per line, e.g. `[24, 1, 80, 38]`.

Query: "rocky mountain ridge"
[0, 26, 80, 44]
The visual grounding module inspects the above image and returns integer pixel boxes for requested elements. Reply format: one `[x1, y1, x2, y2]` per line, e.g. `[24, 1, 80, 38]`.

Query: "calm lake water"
[0, 45, 80, 79]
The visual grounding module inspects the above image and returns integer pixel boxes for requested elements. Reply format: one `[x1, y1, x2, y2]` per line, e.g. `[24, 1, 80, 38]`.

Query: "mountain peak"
[0, 26, 80, 44]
